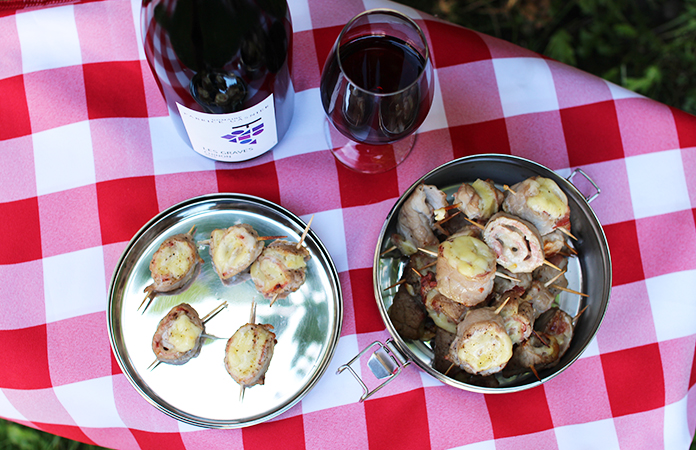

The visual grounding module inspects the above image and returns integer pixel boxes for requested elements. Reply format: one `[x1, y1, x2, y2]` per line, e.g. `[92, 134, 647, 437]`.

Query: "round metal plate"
[108, 193, 342, 428]
[373, 154, 611, 393]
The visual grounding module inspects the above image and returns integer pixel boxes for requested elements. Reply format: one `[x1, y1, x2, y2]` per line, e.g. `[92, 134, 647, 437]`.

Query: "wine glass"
[320, 9, 434, 174]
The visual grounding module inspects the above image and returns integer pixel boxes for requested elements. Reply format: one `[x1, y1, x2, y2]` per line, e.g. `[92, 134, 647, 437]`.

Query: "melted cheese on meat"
[525, 177, 566, 217]
[441, 236, 495, 278]
[164, 314, 202, 353]
[211, 228, 254, 273]
[472, 179, 496, 218]
[226, 324, 275, 379]
[457, 327, 513, 373]
[152, 240, 195, 278]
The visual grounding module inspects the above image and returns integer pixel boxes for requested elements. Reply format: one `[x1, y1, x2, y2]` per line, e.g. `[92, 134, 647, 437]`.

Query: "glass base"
[324, 119, 415, 174]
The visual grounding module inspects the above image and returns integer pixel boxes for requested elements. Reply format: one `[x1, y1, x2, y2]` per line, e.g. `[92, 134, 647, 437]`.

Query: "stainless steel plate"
[373, 154, 611, 393]
[108, 194, 342, 428]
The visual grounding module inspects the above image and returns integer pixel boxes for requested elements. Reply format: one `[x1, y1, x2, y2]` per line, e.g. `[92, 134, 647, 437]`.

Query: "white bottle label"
[176, 94, 278, 162]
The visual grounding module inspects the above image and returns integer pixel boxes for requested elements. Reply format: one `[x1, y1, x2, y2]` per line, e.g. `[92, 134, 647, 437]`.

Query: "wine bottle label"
[176, 94, 278, 162]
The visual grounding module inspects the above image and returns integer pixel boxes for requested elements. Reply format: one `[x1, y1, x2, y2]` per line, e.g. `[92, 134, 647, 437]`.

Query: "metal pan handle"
[567, 168, 601, 203]
[336, 338, 411, 402]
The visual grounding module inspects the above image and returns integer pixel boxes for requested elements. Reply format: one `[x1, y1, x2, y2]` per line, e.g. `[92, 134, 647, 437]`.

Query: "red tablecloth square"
[364, 388, 430, 450]
[450, 119, 511, 159]
[427, 22, 491, 69]
[96, 175, 159, 246]
[131, 429, 187, 450]
[0, 196, 42, 264]
[349, 267, 384, 334]
[242, 414, 305, 450]
[601, 343, 665, 417]
[24, 66, 88, 134]
[83, 61, 148, 120]
[601, 220, 645, 287]
[336, 162, 399, 208]
[561, 100, 625, 166]
[0, 325, 52, 389]
[672, 107, 696, 148]
[311, 25, 342, 79]
[38, 185, 101, 258]
[216, 161, 281, 205]
[485, 387, 554, 439]
[0, 75, 32, 141]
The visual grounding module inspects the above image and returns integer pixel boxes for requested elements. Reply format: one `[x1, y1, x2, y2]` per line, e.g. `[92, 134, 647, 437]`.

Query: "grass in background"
[397, 0, 696, 115]
[0, 420, 106, 450]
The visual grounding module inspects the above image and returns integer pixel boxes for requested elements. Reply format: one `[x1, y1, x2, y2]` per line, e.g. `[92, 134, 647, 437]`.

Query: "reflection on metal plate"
[108, 194, 342, 428]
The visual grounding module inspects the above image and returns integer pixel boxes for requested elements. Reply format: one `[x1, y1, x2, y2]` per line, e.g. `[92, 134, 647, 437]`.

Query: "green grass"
[0, 420, 106, 450]
[397, 0, 696, 115]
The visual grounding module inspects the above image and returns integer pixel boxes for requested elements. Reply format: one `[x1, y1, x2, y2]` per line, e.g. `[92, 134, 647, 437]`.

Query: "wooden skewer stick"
[529, 365, 541, 382]
[564, 244, 578, 255]
[417, 247, 438, 257]
[543, 259, 563, 271]
[463, 216, 485, 230]
[187, 225, 197, 236]
[434, 222, 450, 237]
[556, 227, 578, 241]
[573, 304, 589, 323]
[544, 269, 567, 288]
[411, 267, 423, 278]
[383, 279, 406, 291]
[239, 300, 259, 402]
[444, 362, 456, 376]
[495, 271, 521, 282]
[503, 184, 516, 195]
[419, 261, 437, 271]
[258, 235, 288, 241]
[269, 293, 280, 307]
[532, 330, 549, 347]
[296, 215, 314, 249]
[494, 297, 510, 315]
[435, 210, 462, 226]
[380, 245, 398, 256]
[549, 284, 589, 297]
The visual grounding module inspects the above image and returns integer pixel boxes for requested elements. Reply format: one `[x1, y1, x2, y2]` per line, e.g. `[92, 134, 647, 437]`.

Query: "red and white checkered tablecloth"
[1, 0, 695, 448]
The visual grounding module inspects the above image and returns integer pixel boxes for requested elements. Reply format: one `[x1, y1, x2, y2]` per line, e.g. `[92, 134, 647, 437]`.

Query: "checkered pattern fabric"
[1, 0, 695, 448]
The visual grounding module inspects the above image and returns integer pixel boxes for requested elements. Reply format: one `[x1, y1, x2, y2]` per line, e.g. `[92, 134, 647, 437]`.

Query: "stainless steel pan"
[342, 154, 611, 397]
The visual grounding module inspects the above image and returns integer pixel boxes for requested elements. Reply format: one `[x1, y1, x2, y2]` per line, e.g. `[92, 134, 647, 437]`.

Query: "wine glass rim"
[335, 8, 432, 97]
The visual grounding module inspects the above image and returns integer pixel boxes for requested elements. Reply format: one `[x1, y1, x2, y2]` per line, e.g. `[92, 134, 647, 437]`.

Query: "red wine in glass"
[320, 9, 434, 173]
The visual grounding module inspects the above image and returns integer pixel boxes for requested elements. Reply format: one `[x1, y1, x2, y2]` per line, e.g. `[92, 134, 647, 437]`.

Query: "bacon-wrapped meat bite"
[436, 235, 497, 306]
[522, 280, 557, 319]
[424, 288, 469, 334]
[224, 323, 276, 388]
[536, 307, 574, 360]
[493, 267, 532, 294]
[502, 176, 570, 236]
[533, 254, 568, 297]
[541, 229, 566, 257]
[483, 212, 545, 273]
[152, 303, 205, 365]
[206, 224, 264, 281]
[250, 240, 311, 299]
[502, 332, 560, 378]
[454, 178, 504, 221]
[448, 307, 513, 376]
[396, 184, 449, 253]
[387, 283, 428, 340]
[145, 228, 202, 298]
[491, 288, 535, 345]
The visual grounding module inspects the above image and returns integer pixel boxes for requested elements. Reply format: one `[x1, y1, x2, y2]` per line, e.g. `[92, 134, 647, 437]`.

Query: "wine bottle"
[141, 0, 294, 162]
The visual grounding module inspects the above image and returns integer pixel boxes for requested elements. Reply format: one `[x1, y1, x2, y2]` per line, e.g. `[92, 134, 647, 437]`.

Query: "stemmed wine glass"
[320, 9, 434, 174]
